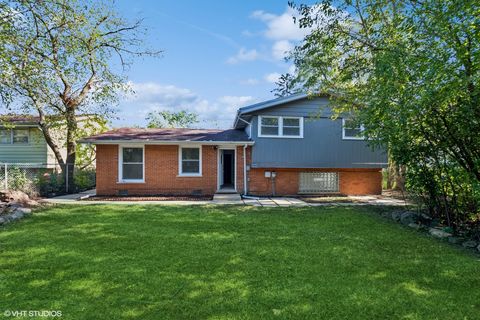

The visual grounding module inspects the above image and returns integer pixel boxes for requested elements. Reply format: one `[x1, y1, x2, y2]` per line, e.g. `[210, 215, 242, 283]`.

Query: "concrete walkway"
[44, 191, 406, 207]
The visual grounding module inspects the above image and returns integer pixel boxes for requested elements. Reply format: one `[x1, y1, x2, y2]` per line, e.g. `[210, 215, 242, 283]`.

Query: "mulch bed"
[84, 195, 213, 201]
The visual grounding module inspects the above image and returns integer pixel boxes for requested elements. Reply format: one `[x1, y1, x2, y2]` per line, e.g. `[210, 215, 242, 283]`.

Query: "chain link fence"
[0, 163, 95, 197]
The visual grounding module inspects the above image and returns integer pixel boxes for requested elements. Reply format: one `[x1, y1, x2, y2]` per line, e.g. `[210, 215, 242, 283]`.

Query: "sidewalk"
[44, 191, 406, 207]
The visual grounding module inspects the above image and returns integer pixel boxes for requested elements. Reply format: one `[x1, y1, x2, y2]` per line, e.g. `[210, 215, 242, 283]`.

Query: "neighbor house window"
[0, 129, 10, 144]
[119, 146, 144, 182]
[0, 129, 29, 144]
[342, 119, 365, 140]
[179, 146, 201, 176]
[12, 129, 29, 144]
[258, 116, 303, 138]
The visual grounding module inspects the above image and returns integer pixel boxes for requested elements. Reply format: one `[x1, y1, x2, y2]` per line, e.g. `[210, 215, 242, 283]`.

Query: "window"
[342, 119, 365, 140]
[119, 146, 144, 182]
[299, 172, 339, 193]
[0, 130, 10, 144]
[258, 116, 303, 138]
[260, 117, 279, 136]
[179, 146, 201, 176]
[282, 117, 301, 136]
[12, 129, 29, 144]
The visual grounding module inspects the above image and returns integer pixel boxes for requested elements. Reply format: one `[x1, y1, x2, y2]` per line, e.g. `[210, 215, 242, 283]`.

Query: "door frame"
[217, 146, 237, 191]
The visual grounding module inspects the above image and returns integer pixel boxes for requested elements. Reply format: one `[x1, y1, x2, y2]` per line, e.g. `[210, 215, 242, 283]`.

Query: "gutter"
[243, 144, 248, 195]
[78, 139, 255, 145]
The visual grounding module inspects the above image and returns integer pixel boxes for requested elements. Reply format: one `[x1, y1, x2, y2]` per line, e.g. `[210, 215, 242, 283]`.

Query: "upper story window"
[179, 146, 202, 176]
[119, 146, 144, 182]
[0, 129, 29, 144]
[258, 116, 303, 138]
[342, 119, 365, 140]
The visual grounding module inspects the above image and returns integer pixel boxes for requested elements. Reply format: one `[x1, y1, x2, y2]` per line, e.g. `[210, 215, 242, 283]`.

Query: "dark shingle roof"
[81, 128, 252, 143]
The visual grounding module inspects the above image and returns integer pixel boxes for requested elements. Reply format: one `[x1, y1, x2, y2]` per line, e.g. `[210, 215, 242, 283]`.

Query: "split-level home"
[81, 93, 387, 196]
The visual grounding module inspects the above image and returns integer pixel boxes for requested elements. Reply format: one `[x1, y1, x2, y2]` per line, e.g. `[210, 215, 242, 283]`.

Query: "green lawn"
[0, 205, 479, 319]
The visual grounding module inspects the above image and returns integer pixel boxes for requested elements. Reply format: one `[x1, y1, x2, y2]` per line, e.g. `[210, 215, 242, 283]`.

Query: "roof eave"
[78, 139, 254, 145]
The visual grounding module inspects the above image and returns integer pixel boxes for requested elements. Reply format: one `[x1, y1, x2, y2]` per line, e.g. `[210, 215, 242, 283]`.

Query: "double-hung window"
[258, 116, 303, 138]
[0, 129, 29, 144]
[179, 146, 202, 176]
[342, 119, 365, 140]
[119, 146, 144, 182]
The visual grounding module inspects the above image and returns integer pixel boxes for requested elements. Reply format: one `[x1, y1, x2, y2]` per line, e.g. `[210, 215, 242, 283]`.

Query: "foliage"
[36, 170, 64, 196]
[283, 0, 480, 230]
[146, 110, 199, 128]
[75, 115, 109, 169]
[73, 168, 96, 192]
[1, 205, 479, 319]
[0, 0, 160, 192]
[6, 166, 29, 191]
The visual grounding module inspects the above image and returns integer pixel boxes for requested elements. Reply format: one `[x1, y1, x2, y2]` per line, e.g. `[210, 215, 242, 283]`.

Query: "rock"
[10, 211, 23, 220]
[477, 244, 480, 252]
[448, 236, 463, 244]
[408, 223, 421, 230]
[400, 211, 418, 225]
[14, 207, 31, 215]
[391, 211, 402, 222]
[0, 216, 6, 225]
[0, 190, 38, 207]
[462, 240, 477, 248]
[429, 228, 452, 238]
[418, 213, 433, 225]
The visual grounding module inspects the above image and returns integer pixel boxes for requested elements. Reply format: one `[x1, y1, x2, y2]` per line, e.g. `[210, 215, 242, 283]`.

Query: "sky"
[114, 0, 316, 129]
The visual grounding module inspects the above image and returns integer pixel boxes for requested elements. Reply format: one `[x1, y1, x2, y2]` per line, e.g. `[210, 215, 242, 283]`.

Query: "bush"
[73, 169, 96, 192]
[37, 170, 65, 196]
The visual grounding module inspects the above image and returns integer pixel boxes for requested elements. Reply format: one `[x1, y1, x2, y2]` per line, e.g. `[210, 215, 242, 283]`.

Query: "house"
[82, 93, 387, 196]
[0, 116, 65, 168]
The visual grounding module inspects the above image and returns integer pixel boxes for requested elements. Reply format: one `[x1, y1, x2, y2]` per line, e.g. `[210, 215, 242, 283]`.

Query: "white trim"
[342, 118, 365, 140]
[258, 116, 304, 138]
[118, 144, 145, 183]
[178, 145, 202, 177]
[217, 146, 237, 191]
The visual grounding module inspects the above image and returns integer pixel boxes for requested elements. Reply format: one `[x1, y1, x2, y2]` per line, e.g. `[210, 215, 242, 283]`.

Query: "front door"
[220, 149, 235, 190]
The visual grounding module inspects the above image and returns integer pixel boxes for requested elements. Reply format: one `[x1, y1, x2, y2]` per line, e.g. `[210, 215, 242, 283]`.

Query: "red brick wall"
[96, 144, 222, 196]
[247, 168, 382, 196]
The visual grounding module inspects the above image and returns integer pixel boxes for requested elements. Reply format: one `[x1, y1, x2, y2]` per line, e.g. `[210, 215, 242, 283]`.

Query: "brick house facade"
[83, 94, 387, 197]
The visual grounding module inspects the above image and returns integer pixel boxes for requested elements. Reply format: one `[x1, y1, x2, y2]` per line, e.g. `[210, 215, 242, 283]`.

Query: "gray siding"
[0, 127, 48, 164]
[248, 98, 387, 168]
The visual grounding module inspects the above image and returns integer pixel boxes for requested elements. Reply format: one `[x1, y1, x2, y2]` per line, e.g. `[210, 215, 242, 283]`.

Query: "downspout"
[243, 144, 248, 195]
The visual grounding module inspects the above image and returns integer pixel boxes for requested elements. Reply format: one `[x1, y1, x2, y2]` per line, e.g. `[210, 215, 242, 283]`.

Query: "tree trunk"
[65, 108, 77, 193]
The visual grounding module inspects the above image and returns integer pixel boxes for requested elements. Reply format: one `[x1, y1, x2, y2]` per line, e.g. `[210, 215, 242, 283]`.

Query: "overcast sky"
[113, 0, 316, 129]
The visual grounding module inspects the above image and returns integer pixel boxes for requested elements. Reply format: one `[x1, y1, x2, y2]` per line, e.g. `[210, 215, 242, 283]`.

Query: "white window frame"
[118, 145, 145, 183]
[258, 116, 304, 138]
[342, 118, 365, 140]
[0, 128, 30, 145]
[178, 145, 202, 177]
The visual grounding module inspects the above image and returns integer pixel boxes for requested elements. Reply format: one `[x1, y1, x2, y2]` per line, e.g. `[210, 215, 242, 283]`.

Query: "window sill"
[177, 174, 202, 178]
[117, 180, 145, 184]
[258, 135, 303, 139]
[342, 137, 365, 140]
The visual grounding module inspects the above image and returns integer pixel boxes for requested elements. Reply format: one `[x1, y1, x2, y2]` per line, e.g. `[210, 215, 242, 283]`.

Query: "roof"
[234, 93, 325, 129]
[80, 128, 253, 144]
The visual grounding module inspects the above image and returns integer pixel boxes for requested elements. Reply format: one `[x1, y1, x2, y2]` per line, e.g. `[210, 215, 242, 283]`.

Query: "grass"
[0, 205, 479, 319]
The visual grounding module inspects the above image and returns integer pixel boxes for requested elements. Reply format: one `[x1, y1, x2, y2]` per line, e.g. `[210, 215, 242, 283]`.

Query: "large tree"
[146, 110, 199, 128]
[0, 0, 160, 190]
[283, 0, 480, 226]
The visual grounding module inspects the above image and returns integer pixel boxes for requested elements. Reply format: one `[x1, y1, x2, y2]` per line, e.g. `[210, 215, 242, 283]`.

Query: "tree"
[146, 110, 199, 128]
[284, 0, 480, 227]
[0, 0, 160, 191]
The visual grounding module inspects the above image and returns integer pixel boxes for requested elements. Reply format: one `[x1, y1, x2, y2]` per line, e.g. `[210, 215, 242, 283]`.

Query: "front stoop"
[213, 193, 242, 203]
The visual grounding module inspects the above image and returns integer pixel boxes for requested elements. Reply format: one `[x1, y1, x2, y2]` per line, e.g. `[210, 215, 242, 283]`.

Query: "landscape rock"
[400, 211, 419, 225]
[477, 244, 480, 252]
[462, 240, 477, 248]
[429, 228, 452, 238]
[391, 211, 402, 222]
[0, 190, 39, 207]
[418, 213, 433, 225]
[0, 216, 6, 225]
[13, 207, 32, 215]
[408, 223, 421, 230]
[448, 236, 463, 244]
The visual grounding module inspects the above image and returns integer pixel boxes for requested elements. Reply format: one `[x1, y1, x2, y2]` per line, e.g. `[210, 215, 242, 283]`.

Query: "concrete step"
[213, 193, 242, 201]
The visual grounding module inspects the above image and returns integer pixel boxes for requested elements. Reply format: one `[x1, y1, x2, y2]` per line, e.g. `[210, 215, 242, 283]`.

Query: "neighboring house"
[82, 93, 387, 196]
[0, 116, 65, 168]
